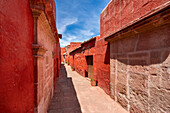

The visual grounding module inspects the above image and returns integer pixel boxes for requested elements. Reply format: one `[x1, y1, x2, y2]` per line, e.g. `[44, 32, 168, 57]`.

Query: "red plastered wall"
[61, 48, 66, 63]
[67, 42, 82, 65]
[100, 0, 169, 38]
[70, 36, 110, 95]
[96, 38, 110, 95]
[0, 0, 34, 112]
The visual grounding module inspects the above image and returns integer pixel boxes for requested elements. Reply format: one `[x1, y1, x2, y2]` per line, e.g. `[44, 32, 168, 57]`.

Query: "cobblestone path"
[48, 64, 128, 113]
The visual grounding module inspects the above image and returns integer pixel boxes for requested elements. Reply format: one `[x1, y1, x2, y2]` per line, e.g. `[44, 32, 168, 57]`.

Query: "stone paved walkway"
[48, 64, 128, 113]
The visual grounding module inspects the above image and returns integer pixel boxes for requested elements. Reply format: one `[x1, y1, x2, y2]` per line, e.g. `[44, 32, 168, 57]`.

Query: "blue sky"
[55, 0, 110, 47]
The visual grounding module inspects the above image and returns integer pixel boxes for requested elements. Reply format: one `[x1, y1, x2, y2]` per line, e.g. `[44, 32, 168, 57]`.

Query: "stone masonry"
[103, 0, 170, 112]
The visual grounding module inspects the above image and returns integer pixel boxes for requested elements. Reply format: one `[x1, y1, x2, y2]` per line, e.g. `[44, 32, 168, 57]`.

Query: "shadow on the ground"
[48, 64, 82, 113]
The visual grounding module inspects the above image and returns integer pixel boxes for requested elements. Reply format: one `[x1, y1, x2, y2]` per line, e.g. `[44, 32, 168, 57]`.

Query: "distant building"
[69, 36, 110, 95]
[63, 42, 82, 64]
[61, 48, 66, 63]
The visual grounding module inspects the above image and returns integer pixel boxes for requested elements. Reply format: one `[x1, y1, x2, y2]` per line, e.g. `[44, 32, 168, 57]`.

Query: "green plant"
[66, 61, 68, 63]
[91, 78, 97, 86]
[91, 78, 95, 81]
[72, 67, 75, 70]
[68, 62, 70, 65]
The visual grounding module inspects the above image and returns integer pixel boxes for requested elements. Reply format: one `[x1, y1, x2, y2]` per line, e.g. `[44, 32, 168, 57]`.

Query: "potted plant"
[66, 61, 68, 64]
[71, 67, 75, 71]
[68, 62, 70, 65]
[91, 78, 97, 86]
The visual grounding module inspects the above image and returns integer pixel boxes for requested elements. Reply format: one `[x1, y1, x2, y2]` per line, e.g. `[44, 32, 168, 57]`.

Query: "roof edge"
[105, 1, 170, 42]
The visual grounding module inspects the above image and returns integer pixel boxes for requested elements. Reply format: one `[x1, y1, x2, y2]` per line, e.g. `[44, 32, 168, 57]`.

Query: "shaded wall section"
[102, 1, 170, 112]
[48, 64, 82, 113]
[109, 23, 170, 113]
[37, 12, 57, 113]
[0, 0, 34, 112]
[104, 2, 170, 112]
[54, 42, 61, 85]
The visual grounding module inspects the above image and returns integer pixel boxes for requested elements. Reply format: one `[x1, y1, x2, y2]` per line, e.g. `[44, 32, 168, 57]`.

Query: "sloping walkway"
[48, 64, 128, 113]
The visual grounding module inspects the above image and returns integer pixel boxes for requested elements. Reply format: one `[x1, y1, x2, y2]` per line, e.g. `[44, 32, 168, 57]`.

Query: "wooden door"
[86, 56, 93, 79]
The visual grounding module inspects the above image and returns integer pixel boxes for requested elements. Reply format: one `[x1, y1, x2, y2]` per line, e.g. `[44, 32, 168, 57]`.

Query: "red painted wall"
[61, 48, 66, 63]
[70, 38, 96, 77]
[65, 42, 81, 64]
[96, 38, 110, 94]
[69, 42, 82, 51]
[0, 0, 34, 112]
[100, 0, 169, 38]
[58, 44, 61, 77]
[65, 45, 70, 63]
[69, 36, 110, 94]
[82, 38, 96, 77]
[74, 53, 87, 76]
[54, 42, 61, 85]
[69, 55, 74, 68]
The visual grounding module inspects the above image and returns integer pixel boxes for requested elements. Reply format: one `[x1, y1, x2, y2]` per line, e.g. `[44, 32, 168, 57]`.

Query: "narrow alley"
[48, 64, 127, 113]
[1, 0, 170, 113]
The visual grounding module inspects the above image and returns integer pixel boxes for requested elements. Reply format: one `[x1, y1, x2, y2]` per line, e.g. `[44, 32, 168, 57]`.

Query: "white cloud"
[67, 35, 77, 41]
[56, 0, 110, 47]
[83, 13, 100, 33]
[58, 18, 78, 34]
[59, 39, 70, 47]
[80, 30, 94, 36]
[59, 16, 98, 47]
